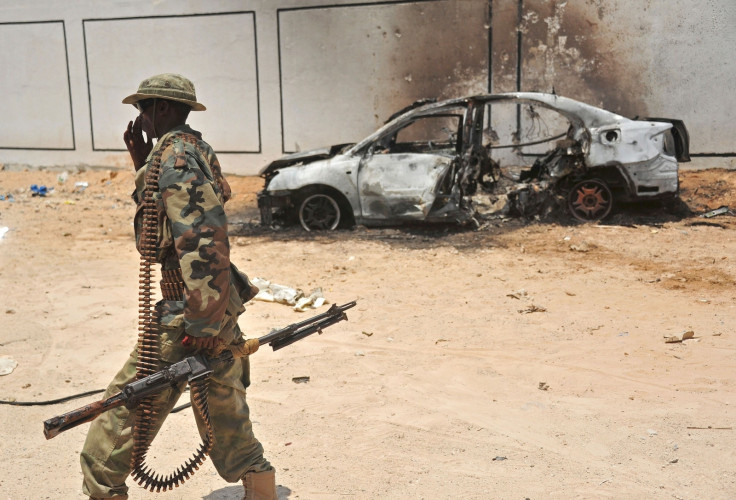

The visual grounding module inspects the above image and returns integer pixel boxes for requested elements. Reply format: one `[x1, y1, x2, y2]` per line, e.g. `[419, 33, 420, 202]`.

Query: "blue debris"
[30, 184, 48, 197]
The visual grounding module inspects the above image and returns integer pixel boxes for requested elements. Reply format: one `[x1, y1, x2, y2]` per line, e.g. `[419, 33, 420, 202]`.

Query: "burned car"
[258, 92, 690, 230]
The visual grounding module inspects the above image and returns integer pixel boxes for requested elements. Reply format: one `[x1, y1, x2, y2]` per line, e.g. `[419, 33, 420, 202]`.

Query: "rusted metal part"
[131, 137, 214, 492]
[702, 206, 731, 218]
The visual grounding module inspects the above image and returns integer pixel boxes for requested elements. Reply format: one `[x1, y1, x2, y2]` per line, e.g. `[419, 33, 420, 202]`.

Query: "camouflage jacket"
[133, 125, 253, 340]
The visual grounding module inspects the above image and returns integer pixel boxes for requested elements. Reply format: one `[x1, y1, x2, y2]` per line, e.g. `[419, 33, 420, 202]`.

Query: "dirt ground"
[1, 166, 735, 499]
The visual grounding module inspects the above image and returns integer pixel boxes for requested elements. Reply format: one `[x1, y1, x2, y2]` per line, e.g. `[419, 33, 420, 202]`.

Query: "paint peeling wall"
[0, 0, 732, 175]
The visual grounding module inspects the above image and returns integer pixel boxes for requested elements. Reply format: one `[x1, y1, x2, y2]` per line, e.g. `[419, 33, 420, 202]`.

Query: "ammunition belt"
[130, 134, 214, 492]
[161, 268, 186, 301]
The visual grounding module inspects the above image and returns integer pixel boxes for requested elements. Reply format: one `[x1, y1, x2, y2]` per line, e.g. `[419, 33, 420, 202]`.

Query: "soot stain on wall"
[372, 0, 489, 124]
[518, 0, 650, 118]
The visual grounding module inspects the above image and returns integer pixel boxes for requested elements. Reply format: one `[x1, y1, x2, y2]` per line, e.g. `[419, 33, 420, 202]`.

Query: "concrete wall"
[0, 0, 733, 175]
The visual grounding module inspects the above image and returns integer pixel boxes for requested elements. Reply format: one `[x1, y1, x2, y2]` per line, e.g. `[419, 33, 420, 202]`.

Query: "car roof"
[346, 92, 629, 155]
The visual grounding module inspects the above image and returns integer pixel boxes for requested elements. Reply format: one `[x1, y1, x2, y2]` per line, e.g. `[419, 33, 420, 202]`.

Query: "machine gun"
[43, 301, 356, 439]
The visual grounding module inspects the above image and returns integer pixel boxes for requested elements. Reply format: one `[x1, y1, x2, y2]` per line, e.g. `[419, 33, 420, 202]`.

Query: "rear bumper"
[623, 155, 679, 199]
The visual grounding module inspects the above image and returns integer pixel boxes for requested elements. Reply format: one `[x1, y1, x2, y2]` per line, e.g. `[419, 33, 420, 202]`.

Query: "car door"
[356, 109, 464, 221]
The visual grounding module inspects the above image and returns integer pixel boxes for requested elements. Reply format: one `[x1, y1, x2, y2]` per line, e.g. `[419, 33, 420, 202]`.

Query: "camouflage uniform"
[80, 124, 272, 499]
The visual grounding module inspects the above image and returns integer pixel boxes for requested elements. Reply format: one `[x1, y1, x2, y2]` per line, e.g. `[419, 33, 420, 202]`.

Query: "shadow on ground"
[227, 197, 723, 252]
[202, 484, 292, 499]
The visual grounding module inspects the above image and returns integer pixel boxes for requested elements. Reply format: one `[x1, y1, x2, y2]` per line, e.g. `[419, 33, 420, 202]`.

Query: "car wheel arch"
[294, 184, 356, 230]
[566, 177, 614, 222]
[557, 165, 629, 222]
[565, 163, 633, 196]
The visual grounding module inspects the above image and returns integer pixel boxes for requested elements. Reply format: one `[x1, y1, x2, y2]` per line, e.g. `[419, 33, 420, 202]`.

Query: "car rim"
[567, 179, 613, 221]
[299, 193, 341, 231]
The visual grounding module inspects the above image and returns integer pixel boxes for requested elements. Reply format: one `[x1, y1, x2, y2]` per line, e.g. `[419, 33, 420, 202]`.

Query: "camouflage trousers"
[80, 327, 271, 498]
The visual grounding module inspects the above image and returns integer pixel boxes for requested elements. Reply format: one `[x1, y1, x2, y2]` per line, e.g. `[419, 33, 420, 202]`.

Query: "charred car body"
[258, 92, 690, 230]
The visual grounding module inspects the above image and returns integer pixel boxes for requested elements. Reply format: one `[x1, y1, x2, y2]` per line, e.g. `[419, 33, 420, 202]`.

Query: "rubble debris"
[686, 426, 732, 430]
[518, 305, 546, 314]
[291, 376, 310, 384]
[569, 242, 590, 252]
[664, 330, 695, 343]
[686, 221, 726, 229]
[701, 206, 731, 218]
[538, 382, 550, 391]
[251, 277, 326, 311]
[30, 184, 50, 197]
[294, 289, 326, 312]
[0, 356, 18, 376]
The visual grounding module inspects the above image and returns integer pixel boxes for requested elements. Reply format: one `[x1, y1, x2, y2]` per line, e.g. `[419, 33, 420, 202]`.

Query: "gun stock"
[43, 392, 126, 439]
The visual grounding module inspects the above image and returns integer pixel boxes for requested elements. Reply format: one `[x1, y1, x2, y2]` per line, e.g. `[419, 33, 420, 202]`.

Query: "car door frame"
[354, 104, 470, 222]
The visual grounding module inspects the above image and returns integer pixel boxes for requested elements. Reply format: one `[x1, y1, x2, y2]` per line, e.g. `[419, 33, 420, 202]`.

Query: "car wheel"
[567, 178, 613, 222]
[298, 193, 341, 231]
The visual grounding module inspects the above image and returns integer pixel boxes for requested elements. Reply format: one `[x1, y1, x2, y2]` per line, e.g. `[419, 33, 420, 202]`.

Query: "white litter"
[251, 278, 326, 311]
[294, 289, 326, 312]
[0, 227, 8, 239]
[0, 356, 18, 376]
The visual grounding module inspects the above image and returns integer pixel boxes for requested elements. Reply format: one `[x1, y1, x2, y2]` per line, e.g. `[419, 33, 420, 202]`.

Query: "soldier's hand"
[124, 115, 152, 171]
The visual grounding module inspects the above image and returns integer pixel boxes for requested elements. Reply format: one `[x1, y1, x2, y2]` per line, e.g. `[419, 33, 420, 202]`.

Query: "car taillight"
[662, 130, 676, 157]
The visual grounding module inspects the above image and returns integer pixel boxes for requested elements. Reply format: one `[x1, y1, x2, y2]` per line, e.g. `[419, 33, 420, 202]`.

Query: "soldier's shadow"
[202, 484, 292, 499]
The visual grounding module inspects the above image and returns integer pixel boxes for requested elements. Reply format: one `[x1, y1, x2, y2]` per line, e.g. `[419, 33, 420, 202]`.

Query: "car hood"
[259, 143, 355, 176]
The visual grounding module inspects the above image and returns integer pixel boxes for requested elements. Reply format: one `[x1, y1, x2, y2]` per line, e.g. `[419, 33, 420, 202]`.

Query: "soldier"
[79, 74, 276, 500]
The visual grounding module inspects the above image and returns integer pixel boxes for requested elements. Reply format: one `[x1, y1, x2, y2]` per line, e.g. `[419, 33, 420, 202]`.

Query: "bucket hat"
[122, 73, 206, 111]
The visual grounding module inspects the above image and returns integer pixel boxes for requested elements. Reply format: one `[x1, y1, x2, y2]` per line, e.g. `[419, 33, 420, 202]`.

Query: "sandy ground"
[1, 166, 735, 499]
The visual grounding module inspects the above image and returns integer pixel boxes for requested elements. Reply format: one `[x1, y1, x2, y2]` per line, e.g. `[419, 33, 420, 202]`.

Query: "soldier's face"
[138, 102, 156, 138]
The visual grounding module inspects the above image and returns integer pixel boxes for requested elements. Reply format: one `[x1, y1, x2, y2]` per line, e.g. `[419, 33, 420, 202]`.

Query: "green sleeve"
[158, 149, 231, 337]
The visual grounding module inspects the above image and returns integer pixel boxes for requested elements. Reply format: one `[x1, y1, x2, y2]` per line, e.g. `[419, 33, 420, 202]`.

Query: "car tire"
[567, 178, 613, 222]
[298, 192, 342, 231]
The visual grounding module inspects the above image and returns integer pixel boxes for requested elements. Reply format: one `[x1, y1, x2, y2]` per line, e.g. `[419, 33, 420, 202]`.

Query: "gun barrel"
[258, 301, 356, 346]
[270, 311, 349, 351]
